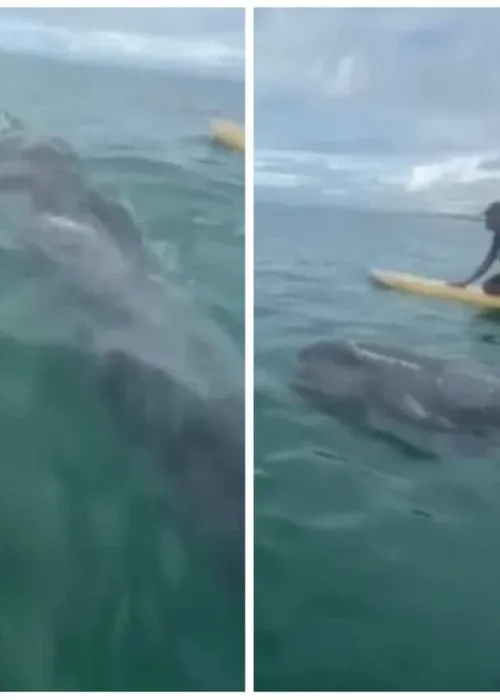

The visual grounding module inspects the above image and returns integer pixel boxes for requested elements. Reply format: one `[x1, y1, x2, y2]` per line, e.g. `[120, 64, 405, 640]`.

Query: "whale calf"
[292, 339, 500, 458]
[0, 113, 244, 594]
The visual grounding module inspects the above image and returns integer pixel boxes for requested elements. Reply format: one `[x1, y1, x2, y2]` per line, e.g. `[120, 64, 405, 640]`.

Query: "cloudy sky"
[0, 9, 244, 76]
[255, 8, 500, 153]
[0, 8, 244, 39]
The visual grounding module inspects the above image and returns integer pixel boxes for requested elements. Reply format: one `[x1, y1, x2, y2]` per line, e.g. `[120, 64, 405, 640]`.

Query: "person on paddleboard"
[448, 201, 500, 295]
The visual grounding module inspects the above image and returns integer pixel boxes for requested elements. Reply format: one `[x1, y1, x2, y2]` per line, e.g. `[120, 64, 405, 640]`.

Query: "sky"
[0, 8, 244, 39]
[0, 9, 244, 77]
[255, 8, 500, 153]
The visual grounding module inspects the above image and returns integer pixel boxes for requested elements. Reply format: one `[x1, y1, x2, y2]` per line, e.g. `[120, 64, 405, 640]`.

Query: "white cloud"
[0, 9, 244, 76]
[0, 9, 244, 40]
[255, 8, 500, 151]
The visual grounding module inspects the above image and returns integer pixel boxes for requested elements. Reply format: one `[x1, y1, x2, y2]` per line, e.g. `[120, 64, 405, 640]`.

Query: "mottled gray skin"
[98, 350, 244, 593]
[0, 113, 244, 595]
[292, 339, 500, 457]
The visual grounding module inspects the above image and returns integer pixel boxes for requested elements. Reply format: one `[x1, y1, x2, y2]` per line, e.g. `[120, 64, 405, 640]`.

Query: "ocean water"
[0, 10, 244, 692]
[254, 97, 500, 693]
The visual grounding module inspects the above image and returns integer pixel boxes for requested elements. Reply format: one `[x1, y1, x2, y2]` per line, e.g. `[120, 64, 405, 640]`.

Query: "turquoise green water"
[0, 51, 244, 691]
[255, 201, 500, 691]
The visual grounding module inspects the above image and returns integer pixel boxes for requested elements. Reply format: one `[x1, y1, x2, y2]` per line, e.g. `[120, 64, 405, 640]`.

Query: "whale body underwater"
[292, 339, 500, 458]
[0, 113, 244, 594]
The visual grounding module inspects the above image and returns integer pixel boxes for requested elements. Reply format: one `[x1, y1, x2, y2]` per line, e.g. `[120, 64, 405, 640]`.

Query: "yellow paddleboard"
[370, 268, 500, 309]
[210, 118, 245, 153]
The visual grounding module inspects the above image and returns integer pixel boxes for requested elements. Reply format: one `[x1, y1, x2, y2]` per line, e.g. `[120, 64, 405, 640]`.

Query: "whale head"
[291, 340, 369, 415]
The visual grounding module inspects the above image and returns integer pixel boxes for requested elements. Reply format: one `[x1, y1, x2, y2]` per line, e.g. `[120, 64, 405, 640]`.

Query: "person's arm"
[448, 237, 498, 287]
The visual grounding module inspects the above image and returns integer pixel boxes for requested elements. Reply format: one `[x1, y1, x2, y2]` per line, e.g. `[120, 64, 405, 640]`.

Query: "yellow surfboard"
[210, 118, 245, 153]
[370, 268, 500, 309]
